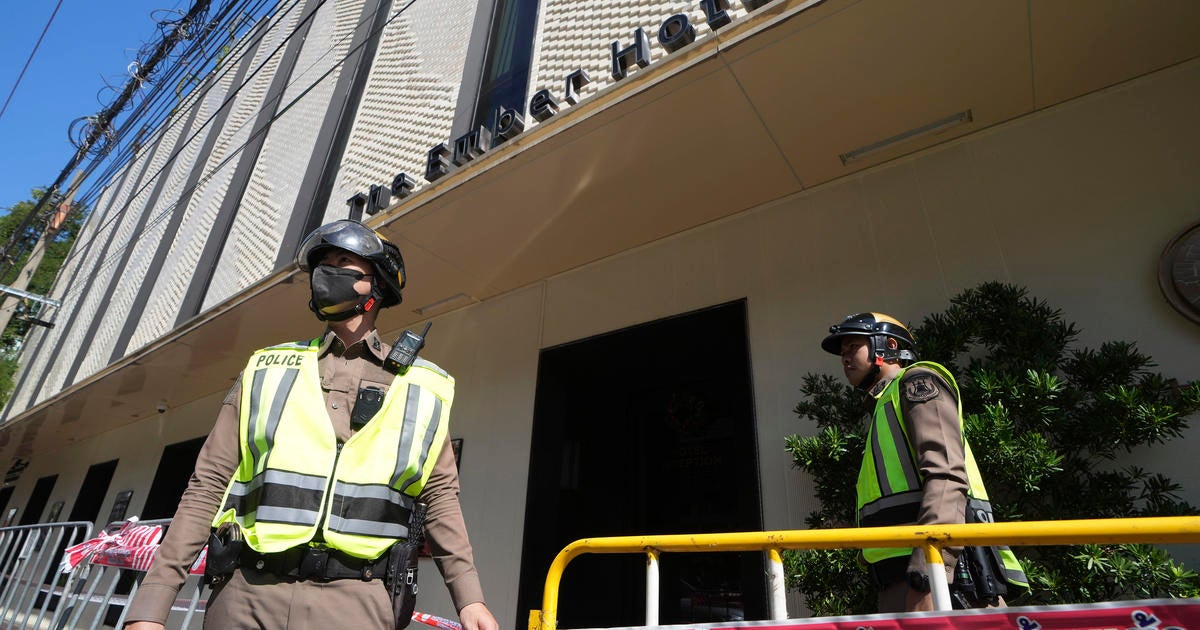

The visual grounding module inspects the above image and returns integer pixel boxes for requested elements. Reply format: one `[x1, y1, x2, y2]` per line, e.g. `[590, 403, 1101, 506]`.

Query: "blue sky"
[0, 0, 184, 212]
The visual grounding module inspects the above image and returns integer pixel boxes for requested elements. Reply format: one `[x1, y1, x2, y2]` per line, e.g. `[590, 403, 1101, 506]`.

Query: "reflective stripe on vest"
[213, 338, 452, 559]
[855, 362, 1026, 588]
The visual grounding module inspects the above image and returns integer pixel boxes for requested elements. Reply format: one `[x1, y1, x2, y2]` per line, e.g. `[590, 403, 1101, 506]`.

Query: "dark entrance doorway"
[142, 436, 206, 519]
[69, 459, 119, 523]
[0, 486, 13, 518]
[516, 300, 764, 629]
[18, 474, 57, 525]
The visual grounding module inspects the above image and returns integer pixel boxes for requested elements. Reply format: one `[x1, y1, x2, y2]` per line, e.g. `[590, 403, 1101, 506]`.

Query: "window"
[470, 0, 541, 133]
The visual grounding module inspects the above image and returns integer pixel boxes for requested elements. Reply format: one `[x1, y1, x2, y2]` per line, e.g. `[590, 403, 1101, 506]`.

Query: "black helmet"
[821, 312, 918, 366]
[295, 219, 406, 308]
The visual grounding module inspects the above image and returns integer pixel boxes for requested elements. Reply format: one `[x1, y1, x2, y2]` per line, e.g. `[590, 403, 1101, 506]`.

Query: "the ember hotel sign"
[348, 0, 809, 216]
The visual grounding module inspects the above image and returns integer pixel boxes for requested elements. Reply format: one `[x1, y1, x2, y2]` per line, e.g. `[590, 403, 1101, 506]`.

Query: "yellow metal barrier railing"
[528, 515, 1200, 630]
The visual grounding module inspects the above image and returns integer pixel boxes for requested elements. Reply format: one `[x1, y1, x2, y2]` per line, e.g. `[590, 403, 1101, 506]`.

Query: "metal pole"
[0, 284, 62, 308]
[767, 548, 787, 619]
[924, 543, 951, 611]
[645, 549, 660, 626]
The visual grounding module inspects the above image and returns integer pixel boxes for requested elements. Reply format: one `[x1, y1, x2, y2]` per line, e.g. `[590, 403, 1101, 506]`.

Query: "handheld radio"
[384, 322, 432, 375]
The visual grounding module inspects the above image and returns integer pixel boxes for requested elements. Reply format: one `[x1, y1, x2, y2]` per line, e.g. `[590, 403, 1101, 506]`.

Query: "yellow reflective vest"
[855, 361, 1027, 588]
[213, 338, 452, 560]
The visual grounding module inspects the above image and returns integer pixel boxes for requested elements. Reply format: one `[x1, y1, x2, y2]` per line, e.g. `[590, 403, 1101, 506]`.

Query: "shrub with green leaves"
[785, 282, 1200, 614]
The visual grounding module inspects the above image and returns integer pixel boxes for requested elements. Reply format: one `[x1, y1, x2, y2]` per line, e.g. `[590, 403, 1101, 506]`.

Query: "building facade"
[1, 0, 1199, 626]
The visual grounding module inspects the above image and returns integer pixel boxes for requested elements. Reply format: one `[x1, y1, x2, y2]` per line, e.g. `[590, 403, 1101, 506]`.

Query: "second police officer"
[821, 312, 1027, 613]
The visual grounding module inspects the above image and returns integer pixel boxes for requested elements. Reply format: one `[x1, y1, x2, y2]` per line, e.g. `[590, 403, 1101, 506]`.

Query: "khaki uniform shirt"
[868, 366, 969, 575]
[125, 330, 484, 625]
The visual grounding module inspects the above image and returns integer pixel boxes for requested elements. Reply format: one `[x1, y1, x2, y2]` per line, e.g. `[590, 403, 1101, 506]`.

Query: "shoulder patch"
[903, 373, 940, 403]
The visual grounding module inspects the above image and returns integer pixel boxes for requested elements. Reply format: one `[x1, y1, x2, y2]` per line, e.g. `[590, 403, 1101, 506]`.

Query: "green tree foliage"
[0, 189, 86, 404]
[784, 282, 1200, 614]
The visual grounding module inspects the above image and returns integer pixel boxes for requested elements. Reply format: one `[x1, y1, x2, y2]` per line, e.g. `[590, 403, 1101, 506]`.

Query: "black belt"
[240, 544, 390, 581]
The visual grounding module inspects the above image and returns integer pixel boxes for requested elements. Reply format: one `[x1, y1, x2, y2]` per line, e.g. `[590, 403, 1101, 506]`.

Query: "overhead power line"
[14, 0, 421, 336]
[11, 0, 323, 312]
[0, 0, 269, 306]
[68, 0, 287, 210]
[39, 0, 289, 227]
[0, 0, 213, 280]
[61, 0, 274, 211]
[0, 0, 65, 127]
[60, 0, 418, 277]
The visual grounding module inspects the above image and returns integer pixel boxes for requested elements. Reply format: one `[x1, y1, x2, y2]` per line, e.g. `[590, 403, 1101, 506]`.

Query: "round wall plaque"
[1159, 220, 1200, 325]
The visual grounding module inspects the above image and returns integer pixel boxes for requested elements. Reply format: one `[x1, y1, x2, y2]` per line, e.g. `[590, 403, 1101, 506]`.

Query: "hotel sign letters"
[352, 0, 780, 216]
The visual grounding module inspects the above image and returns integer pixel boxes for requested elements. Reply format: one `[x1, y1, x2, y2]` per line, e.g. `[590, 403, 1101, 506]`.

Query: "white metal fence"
[0, 519, 209, 630]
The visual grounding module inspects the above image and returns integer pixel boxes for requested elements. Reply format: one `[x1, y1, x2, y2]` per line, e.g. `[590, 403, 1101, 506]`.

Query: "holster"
[385, 502, 427, 630]
[948, 546, 1006, 607]
[204, 522, 244, 585]
[949, 499, 1010, 607]
[968, 545, 1003, 601]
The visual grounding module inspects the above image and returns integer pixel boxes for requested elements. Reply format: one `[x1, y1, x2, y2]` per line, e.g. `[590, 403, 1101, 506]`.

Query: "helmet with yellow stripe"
[821, 312, 918, 384]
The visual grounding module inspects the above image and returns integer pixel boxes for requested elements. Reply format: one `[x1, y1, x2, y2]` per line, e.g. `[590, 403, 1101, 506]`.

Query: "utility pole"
[0, 171, 82, 337]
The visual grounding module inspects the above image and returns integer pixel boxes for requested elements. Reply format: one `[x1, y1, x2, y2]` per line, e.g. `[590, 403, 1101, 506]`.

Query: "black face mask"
[310, 265, 370, 321]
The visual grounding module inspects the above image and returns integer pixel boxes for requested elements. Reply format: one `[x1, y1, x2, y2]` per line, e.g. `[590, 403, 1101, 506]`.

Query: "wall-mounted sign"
[348, 0, 819, 216]
[108, 490, 134, 524]
[4, 458, 29, 485]
[1159, 220, 1200, 325]
[47, 500, 64, 523]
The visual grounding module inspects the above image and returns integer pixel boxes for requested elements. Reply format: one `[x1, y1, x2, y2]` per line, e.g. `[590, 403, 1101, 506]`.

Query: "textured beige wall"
[327, 0, 479, 218]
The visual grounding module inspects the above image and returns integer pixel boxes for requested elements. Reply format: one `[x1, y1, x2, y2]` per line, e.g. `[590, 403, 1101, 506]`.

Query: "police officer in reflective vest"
[821, 313, 1027, 613]
[126, 220, 499, 630]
